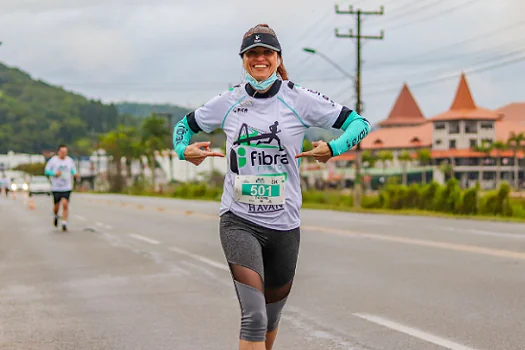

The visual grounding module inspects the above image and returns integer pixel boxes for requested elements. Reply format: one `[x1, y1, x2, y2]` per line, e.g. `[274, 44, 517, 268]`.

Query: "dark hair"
[242, 24, 289, 80]
[57, 144, 67, 151]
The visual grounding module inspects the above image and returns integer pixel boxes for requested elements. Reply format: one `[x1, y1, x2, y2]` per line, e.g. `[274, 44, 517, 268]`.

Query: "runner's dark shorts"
[219, 211, 300, 288]
[52, 191, 71, 204]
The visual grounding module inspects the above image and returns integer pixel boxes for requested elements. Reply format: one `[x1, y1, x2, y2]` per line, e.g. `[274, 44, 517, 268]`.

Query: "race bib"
[234, 175, 285, 205]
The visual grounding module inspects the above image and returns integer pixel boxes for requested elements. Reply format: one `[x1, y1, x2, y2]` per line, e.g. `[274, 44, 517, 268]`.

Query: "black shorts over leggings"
[219, 211, 300, 288]
[52, 191, 71, 205]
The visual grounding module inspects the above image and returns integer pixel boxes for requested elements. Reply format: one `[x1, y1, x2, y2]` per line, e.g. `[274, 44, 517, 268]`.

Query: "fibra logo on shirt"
[237, 147, 289, 169]
[233, 122, 289, 172]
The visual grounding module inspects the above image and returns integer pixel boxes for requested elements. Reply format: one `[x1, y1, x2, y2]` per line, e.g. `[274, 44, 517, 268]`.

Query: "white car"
[10, 177, 28, 192]
[28, 176, 52, 196]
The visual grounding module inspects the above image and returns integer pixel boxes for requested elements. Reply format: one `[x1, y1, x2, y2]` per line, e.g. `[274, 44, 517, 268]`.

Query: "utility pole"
[335, 4, 384, 208]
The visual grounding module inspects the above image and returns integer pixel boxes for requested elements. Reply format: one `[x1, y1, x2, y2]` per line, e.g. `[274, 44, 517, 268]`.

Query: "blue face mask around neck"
[245, 71, 278, 91]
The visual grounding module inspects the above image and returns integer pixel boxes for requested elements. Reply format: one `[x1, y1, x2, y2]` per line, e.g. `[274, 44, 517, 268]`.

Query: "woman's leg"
[220, 213, 268, 350]
[232, 265, 267, 350]
[264, 282, 294, 349]
[263, 226, 300, 350]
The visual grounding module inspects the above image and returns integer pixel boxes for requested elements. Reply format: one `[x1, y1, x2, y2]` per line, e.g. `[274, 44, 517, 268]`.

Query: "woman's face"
[243, 46, 280, 81]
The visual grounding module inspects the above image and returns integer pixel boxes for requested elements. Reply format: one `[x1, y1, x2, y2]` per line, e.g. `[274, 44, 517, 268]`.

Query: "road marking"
[304, 225, 525, 261]
[104, 224, 113, 230]
[87, 197, 525, 261]
[169, 247, 229, 272]
[353, 313, 479, 350]
[74, 215, 87, 221]
[129, 233, 160, 245]
[95, 222, 105, 227]
[443, 226, 525, 239]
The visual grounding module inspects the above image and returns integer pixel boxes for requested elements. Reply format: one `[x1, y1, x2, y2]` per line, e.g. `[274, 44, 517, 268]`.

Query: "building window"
[465, 121, 477, 134]
[470, 139, 477, 148]
[434, 122, 446, 130]
[482, 138, 493, 145]
[449, 139, 456, 149]
[449, 121, 460, 134]
[435, 139, 442, 145]
[481, 121, 494, 129]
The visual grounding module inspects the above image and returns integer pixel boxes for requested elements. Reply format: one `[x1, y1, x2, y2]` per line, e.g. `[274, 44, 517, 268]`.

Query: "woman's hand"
[184, 141, 224, 166]
[295, 141, 332, 163]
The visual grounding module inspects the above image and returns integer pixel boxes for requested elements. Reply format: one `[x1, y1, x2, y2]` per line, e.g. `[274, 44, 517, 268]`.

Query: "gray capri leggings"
[219, 211, 300, 341]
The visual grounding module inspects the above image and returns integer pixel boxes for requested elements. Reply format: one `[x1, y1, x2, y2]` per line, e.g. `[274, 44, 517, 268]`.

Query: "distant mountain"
[115, 102, 191, 121]
[0, 62, 122, 154]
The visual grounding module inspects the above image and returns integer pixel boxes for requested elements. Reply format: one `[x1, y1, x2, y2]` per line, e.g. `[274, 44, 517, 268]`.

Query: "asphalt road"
[1, 192, 525, 350]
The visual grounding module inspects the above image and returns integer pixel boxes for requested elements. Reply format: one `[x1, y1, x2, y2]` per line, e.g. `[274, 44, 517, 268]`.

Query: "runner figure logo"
[233, 121, 284, 151]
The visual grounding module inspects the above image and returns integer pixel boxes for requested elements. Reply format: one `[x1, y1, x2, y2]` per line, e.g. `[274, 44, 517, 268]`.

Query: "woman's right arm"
[173, 116, 197, 161]
[173, 116, 224, 166]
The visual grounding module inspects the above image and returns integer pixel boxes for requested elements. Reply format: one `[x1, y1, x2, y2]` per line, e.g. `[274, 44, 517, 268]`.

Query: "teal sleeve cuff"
[328, 112, 370, 156]
[173, 117, 196, 160]
[71, 168, 77, 175]
[45, 169, 55, 176]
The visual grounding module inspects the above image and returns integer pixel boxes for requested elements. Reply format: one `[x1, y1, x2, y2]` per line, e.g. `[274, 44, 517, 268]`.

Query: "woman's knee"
[236, 281, 268, 342]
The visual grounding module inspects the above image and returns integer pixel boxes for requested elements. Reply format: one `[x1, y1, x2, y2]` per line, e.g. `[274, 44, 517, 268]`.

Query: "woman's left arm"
[327, 110, 371, 157]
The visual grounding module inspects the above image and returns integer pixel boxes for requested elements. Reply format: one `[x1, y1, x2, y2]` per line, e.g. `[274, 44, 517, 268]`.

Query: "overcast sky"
[1, 0, 524, 125]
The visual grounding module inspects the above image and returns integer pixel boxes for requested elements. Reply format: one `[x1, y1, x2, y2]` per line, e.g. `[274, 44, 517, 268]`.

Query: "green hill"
[0, 62, 126, 154]
[115, 102, 191, 120]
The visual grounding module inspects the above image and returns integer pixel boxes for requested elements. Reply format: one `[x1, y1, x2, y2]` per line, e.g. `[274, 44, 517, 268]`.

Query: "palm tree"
[99, 129, 127, 192]
[361, 150, 377, 191]
[398, 150, 412, 186]
[473, 140, 493, 190]
[439, 160, 454, 181]
[117, 126, 140, 186]
[141, 115, 172, 191]
[492, 140, 508, 188]
[416, 148, 432, 184]
[377, 150, 394, 184]
[507, 132, 525, 190]
[70, 137, 95, 177]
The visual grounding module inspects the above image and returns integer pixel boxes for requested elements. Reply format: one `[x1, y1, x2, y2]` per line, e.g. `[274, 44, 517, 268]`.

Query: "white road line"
[129, 234, 160, 245]
[73, 215, 87, 221]
[169, 247, 229, 272]
[443, 226, 525, 239]
[95, 222, 105, 227]
[353, 313, 480, 350]
[104, 224, 113, 230]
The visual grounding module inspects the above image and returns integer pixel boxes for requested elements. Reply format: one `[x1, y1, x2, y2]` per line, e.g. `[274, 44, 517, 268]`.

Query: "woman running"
[173, 23, 371, 350]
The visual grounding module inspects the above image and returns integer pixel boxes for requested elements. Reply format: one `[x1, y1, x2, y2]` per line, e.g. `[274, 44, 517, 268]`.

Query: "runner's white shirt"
[190, 80, 348, 230]
[45, 156, 77, 192]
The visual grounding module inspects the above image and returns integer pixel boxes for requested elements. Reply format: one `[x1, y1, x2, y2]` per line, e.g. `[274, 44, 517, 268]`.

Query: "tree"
[398, 150, 412, 186]
[416, 148, 432, 184]
[439, 160, 454, 181]
[99, 129, 126, 192]
[507, 132, 525, 190]
[361, 150, 377, 190]
[377, 150, 394, 183]
[473, 140, 493, 189]
[492, 140, 508, 188]
[141, 115, 172, 190]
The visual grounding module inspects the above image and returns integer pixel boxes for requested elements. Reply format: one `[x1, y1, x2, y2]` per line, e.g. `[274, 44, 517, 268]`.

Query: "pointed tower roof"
[431, 73, 501, 121]
[450, 72, 476, 110]
[378, 83, 426, 127]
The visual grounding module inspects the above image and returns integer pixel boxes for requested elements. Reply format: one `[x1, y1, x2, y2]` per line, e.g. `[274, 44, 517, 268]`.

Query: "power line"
[366, 35, 525, 67]
[364, 44, 525, 88]
[366, 52, 525, 96]
[386, 0, 488, 31]
[371, 0, 450, 26]
[365, 18, 525, 67]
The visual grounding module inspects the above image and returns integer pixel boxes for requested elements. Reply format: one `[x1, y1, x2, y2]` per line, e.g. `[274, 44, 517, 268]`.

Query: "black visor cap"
[239, 33, 282, 56]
